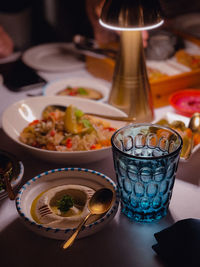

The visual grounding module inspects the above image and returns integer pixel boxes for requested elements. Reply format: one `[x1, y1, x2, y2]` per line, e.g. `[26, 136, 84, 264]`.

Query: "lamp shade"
[100, 0, 164, 31]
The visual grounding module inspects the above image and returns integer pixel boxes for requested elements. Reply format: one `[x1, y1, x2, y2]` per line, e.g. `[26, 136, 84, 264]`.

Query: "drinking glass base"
[121, 205, 168, 223]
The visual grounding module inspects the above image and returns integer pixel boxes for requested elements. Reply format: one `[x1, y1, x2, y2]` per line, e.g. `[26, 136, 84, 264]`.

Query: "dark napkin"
[152, 218, 200, 267]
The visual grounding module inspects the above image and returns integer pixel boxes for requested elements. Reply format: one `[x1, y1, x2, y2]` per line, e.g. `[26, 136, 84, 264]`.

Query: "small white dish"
[155, 112, 200, 163]
[22, 43, 85, 72]
[0, 150, 24, 200]
[43, 77, 110, 102]
[16, 168, 119, 240]
[2, 96, 126, 164]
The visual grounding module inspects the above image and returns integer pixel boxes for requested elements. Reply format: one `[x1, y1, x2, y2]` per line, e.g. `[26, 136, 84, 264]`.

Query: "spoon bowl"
[62, 188, 113, 249]
[188, 113, 200, 133]
[88, 188, 114, 214]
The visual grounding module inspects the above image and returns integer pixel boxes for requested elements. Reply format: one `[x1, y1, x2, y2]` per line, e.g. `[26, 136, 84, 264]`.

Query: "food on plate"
[175, 50, 200, 70]
[19, 105, 117, 151]
[31, 184, 96, 228]
[56, 86, 103, 100]
[156, 118, 200, 157]
[0, 160, 13, 192]
[147, 67, 168, 82]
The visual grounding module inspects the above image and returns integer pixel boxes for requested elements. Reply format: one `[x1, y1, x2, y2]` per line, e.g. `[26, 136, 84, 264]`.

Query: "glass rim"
[111, 123, 183, 160]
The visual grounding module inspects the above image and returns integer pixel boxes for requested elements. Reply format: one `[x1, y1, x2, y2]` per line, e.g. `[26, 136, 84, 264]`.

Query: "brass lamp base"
[108, 31, 154, 123]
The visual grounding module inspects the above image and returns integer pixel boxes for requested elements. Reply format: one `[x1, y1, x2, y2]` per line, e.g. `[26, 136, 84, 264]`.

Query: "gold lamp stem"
[108, 31, 154, 123]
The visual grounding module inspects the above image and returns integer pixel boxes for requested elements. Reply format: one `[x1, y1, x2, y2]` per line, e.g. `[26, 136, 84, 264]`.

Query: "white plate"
[2, 96, 126, 164]
[16, 168, 119, 240]
[22, 43, 85, 72]
[155, 112, 200, 163]
[43, 77, 110, 102]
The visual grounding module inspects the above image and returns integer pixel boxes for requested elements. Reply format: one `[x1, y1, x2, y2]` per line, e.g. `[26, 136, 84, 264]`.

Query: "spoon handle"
[62, 212, 91, 250]
[86, 113, 135, 122]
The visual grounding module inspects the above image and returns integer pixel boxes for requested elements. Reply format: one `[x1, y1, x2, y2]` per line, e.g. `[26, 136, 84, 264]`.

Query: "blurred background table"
[0, 60, 200, 267]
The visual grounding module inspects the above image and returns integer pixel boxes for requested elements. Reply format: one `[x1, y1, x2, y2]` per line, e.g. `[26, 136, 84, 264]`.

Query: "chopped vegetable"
[78, 87, 88, 95]
[29, 120, 39, 126]
[156, 118, 200, 158]
[75, 108, 84, 119]
[66, 138, 72, 148]
[20, 104, 117, 152]
[64, 105, 79, 134]
[81, 119, 92, 128]
[57, 195, 74, 212]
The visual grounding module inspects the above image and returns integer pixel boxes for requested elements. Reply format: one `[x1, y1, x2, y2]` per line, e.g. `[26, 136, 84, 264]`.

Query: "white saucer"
[43, 77, 110, 102]
[155, 112, 200, 163]
[16, 168, 120, 240]
[22, 43, 85, 72]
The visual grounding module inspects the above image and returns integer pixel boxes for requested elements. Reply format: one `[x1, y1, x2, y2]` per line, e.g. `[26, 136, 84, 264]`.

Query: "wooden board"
[86, 36, 200, 108]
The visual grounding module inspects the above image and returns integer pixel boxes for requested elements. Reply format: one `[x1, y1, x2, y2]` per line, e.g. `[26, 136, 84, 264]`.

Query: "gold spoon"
[182, 112, 200, 160]
[188, 112, 200, 133]
[62, 188, 114, 250]
[43, 105, 135, 122]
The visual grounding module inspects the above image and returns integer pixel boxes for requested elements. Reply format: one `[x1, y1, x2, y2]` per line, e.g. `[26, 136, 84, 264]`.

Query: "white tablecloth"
[0, 56, 200, 267]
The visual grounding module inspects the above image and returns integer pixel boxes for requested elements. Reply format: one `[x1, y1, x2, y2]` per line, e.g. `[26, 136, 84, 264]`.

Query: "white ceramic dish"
[42, 77, 110, 102]
[22, 43, 85, 72]
[0, 150, 24, 200]
[16, 168, 119, 240]
[2, 96, 126, 164]
[155, 112, 200, 163]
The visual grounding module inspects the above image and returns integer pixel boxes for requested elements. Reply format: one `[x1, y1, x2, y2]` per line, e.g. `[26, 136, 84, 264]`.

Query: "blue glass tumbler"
[111, 123, 183, 223]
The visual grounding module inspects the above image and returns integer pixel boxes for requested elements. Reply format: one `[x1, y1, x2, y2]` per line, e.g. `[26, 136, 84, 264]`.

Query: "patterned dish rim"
[15, 168, 120, 239]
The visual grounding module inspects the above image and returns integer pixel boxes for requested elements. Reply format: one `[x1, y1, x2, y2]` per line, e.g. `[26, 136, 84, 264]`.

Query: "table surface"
[1, 52, 200, 267]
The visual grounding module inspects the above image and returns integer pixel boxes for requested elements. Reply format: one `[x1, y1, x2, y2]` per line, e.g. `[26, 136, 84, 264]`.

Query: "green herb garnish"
[78, 87, 88, 95]
[57, 195, 74, 212]
[81, 119, 92, 128]
[75, 108, 84, 119]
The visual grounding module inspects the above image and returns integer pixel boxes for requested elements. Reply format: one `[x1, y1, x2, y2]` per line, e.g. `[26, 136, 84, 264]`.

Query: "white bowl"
[2, 96, 126, 164]
[154, 112, 200, 163]
[16, 168, 119, 240]
[0, 150, 24, 200]
[42, 77, 110, 102]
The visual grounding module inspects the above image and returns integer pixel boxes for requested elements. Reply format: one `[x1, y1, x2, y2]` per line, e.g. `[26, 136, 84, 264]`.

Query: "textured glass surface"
[111, 124, 182, 223]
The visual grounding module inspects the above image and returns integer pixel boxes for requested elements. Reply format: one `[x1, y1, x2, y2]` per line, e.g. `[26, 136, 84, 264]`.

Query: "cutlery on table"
[43, 105, 136, 122]
[62, 188, 113, 250]
[73, 34, 117, 59]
